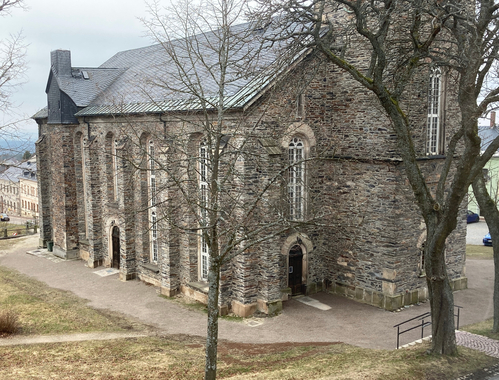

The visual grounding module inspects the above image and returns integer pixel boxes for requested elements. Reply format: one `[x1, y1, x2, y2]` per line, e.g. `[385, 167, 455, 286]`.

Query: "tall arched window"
[113, 139, 119, 201]
[151, 211, 158, 263]
[149, 140, 158, 263]
[199, 139, 209, 281]
[149, 140, 156, 207]
[288, 137, 305, 220]
[427, 67, 442, 155]
[80, 134, 89, 238]
[105, 133, 119, 202]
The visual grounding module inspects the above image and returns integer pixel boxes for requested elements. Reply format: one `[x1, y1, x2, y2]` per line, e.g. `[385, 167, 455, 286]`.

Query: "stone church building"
[33, 20, 467, 317]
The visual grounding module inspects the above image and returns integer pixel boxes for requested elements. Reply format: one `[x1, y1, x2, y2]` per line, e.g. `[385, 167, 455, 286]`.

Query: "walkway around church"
[0, 235, 495, 351]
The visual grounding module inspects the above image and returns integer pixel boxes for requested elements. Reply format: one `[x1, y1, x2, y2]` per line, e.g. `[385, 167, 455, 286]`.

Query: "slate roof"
[53, 68, 126, 108]
[479, 126, 499, 154]
[0, 160, 37, 183]
[46, 20, 305, 117]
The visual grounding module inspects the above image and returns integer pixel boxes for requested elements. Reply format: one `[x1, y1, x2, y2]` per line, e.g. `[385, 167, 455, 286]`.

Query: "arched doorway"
[288, 245, 304, 295]
[112, 226, 120, 269]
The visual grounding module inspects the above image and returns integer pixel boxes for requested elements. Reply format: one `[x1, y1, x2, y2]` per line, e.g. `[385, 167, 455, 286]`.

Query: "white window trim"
[288, 136, 305, 220]
[113, 139, 119, 201]
[427, 67, 442, 155]
[199, 139, 209, 281]
[149, 140, 158, 264]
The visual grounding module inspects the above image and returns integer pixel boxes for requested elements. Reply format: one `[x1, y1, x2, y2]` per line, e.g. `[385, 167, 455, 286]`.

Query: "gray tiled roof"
[55, 67, 126, 107]
[67, 20, 305, 116]
[0, 160, 37, 183]
[479, 126, 499, 152]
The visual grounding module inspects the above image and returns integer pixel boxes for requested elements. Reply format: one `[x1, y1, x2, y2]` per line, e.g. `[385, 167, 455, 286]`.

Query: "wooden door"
[288, 245, 303, 295]
[112, 226, 120, 269]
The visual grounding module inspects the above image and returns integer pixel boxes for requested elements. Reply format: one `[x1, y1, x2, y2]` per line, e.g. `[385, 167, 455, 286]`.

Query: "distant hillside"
[0, 139, 36, 159]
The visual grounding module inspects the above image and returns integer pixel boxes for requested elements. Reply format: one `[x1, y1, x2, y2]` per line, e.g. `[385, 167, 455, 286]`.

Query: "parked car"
[484, 232, 492, 246]
[467, 210, 480, 224]
[0, 213, 9, 221]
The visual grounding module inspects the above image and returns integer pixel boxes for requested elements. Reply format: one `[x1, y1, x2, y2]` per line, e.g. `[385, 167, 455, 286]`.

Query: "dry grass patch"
[0, 223, 35, 239]
[462, 318, 499, 341]
[0, 234, 38, 253]
[466, 245, 493, 260]
[217, 341, 497, 380]
[0, 338, 496, 380]
[0, 310, 19, 336]
[0, 265, 149, 335]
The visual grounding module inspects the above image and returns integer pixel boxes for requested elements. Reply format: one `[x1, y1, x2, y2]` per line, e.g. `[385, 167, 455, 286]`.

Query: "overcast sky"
[1, 0, 152, 136]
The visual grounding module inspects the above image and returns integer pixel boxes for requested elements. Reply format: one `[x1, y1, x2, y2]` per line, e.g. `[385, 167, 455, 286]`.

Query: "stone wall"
[35, 51, 467, 316]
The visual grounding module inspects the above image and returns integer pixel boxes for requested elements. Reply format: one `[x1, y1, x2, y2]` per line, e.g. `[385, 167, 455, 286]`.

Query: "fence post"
[397, 326, 400, 349]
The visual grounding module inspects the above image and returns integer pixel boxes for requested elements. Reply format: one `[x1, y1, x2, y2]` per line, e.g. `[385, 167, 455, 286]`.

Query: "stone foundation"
[232, 301, 257, 317]
[160, 286, 178, 298]
[257, 299, 283, 316]
[329, 276, 467, 311]
[53, 246, 79, 260]
[139, 273, 161, 287]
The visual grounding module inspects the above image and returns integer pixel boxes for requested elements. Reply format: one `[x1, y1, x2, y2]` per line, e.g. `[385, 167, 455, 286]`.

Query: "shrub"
[0, 310, 20, 335]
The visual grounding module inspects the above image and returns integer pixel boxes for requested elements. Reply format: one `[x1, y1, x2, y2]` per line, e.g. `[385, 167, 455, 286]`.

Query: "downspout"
[83, 117, 91, 139]
[159, 114, 167, 139]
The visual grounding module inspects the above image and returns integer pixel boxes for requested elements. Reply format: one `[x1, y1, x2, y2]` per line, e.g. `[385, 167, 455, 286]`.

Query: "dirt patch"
[217, 341, 343, 367]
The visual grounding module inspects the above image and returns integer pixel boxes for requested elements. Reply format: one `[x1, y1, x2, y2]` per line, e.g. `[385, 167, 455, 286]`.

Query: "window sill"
[187, 281, 209, 294]
[142, 263, 159, 273]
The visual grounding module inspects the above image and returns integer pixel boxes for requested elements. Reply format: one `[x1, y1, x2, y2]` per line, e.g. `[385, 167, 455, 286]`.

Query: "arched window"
[149, 140, 158, 264]
[105, 133, 118, 202]
[427, 67, 442, 155]
[288, 137, 305, 220]
[199, 139, 209, 281]
[151, 211, 158, 263]
[149, 140, 156, 207]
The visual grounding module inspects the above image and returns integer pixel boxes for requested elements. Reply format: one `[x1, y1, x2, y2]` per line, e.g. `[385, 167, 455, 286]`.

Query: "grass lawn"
[463, 318, 499, 341]
[0, 222, 36, 239]
[0, 240, 499, 379]
[0, 336, 497, 379]
[0, 265, 147, 336]
[466, 244, 494, 260]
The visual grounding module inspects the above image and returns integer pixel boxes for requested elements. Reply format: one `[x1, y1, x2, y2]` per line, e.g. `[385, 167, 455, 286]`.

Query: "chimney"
[50, 50, 71, 77]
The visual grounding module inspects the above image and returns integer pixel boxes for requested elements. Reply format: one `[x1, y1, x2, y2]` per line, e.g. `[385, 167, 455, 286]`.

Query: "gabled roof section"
[72, 20, 309, 117]
[0, 160, 37, 183]
[54, 67, 126, 108]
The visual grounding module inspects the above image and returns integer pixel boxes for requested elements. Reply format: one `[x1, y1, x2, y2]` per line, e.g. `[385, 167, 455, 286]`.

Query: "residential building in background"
[0, 156, 38, 218]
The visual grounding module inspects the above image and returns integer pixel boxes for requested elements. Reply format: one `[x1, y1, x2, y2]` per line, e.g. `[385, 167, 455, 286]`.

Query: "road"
[467, 219, 489, 245]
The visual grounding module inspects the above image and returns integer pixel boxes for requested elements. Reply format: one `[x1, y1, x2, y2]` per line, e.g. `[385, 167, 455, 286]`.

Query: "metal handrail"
[394, 305, 463, 349]
[394, 312, 431, 349]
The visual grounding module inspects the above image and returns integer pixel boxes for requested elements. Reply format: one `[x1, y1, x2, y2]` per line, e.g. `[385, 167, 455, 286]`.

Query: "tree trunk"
[205, 261, 221, 380]
[425, 224, 457, 355]
[472, 176, 499, 332]
[426, 272, 457, 354]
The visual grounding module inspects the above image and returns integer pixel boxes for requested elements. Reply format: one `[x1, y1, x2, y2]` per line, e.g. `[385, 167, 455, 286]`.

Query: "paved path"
[0, 234, 496, 351]
[467, 220, 490, 245]
[457, 331, 499, 358]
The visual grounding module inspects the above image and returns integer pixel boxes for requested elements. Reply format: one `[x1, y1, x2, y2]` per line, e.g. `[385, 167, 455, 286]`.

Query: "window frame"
[148, 140, 158, 264]
[199, 138, 209, 281]
[288, 136, 306, 220]
[426, 67, 443, 156]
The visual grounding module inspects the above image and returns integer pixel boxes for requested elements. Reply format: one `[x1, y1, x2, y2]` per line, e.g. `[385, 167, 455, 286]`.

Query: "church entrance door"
[112, 226, 120, 269]
[288, 245, 303, 295]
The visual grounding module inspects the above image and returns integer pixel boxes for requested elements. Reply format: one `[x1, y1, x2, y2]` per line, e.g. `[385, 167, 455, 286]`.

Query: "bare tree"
[128, 1, 329, 379]
[251, 0, 499, 354]
[0, 0, 27, 158]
